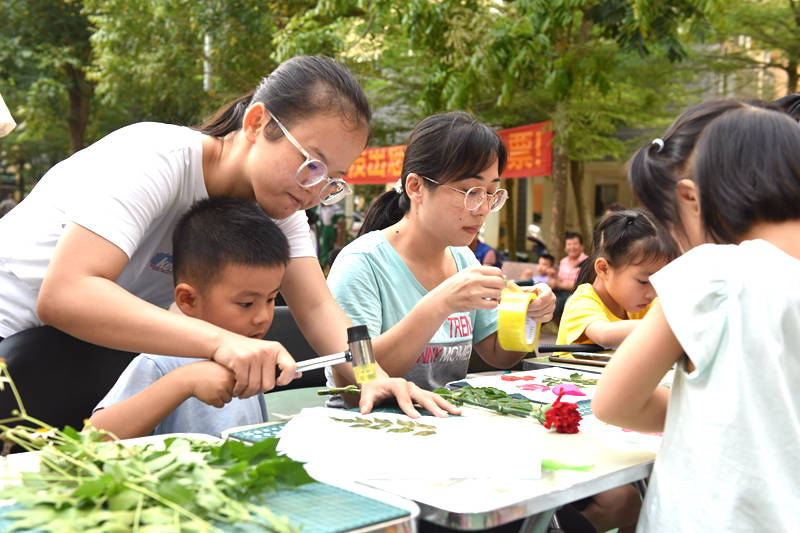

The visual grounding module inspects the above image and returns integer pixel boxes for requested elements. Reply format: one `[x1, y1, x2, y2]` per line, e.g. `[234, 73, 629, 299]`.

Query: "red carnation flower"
[534, 393, 582, 434]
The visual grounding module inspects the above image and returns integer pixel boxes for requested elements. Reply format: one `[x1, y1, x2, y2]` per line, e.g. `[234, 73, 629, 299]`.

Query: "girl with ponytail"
[326, 111, 555, 393]
[558, 208, 677, 352]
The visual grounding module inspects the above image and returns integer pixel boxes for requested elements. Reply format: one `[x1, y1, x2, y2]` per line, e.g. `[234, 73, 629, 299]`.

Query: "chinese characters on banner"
[344, 121, 553, 185]
[496, 121, 553, 179]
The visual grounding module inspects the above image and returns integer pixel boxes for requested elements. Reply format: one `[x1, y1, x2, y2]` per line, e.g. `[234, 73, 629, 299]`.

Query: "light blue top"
[95, 354, 268, 437]
[326, 230, 498, 391]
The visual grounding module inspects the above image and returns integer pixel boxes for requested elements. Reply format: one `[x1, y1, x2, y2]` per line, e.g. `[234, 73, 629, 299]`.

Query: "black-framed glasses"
[420, 175, 508, 212]
[267, 109, 351, 206]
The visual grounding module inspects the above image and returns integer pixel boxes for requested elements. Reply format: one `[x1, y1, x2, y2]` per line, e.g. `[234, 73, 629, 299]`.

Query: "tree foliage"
[709, 0, 800, 95]
[0, 0, 94, 186]
[84, 0, 313, 127]
[274, 0, 709, 255]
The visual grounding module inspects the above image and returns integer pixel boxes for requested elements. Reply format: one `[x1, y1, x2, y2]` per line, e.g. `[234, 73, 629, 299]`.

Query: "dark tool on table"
[537, 344, 614, 367]
[293, 325, 377, 383]
[537, 344, 609, 353]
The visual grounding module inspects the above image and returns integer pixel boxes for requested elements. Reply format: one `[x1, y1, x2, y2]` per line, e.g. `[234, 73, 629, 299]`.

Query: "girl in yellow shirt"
[555, 208, 676, 532]
[557, 208, 677, 350]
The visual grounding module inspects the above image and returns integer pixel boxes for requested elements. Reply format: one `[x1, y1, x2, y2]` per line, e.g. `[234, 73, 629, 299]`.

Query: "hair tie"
[651, 138, 665, 152]
[393, 178, 403, 195]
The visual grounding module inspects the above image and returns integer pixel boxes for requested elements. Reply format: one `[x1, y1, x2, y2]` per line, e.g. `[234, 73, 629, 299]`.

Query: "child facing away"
[89, 197, 290, 438]
[593, 101, 800, 531]
[556, 208, 676, 353]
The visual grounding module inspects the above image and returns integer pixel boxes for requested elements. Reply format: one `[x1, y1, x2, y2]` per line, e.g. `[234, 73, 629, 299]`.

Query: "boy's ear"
[594, 257, 610, 279]
[174, 282, 201, 317]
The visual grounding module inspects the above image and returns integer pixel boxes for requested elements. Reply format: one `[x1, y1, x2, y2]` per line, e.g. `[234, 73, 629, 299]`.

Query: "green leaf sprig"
[540, 372, 598, 388]
[328, 416, 436, 436]
[433, 386, 540, 418]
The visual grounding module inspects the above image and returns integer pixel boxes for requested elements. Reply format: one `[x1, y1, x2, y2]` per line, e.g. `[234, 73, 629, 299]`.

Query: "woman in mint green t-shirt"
[326, 112, 555, 391]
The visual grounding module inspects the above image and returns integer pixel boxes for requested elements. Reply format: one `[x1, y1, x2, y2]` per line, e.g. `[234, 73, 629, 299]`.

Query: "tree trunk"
[787, 59, 799, 94]
[549, 102, 568, 263]
[570, 160, 593, 244]
[65, 63, 92, 154]
[505, 178, 517, 260]
[515, 177, 528, 261]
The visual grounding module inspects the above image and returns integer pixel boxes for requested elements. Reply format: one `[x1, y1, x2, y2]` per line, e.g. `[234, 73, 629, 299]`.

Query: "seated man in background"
[553, 232, 587, 324]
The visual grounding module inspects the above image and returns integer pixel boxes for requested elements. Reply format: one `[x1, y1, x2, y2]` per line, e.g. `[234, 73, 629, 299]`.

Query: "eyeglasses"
[420, 175, 508, 212]
[266, 109, 351, 206]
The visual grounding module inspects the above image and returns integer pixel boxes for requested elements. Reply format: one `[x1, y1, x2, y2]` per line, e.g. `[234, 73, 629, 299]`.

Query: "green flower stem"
[317, 385, 361, 396]
[122, 480, 217, 531]
[0, 432, 80, 481]
[133, 493, 143, 533]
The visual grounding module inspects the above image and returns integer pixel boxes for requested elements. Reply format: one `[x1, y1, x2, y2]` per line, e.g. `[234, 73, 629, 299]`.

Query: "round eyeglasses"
[420, 175, 508, 212]
[266, 109, 352, 206]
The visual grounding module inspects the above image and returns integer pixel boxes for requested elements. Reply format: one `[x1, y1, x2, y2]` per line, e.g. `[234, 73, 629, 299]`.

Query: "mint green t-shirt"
[326, 230, 498, 391]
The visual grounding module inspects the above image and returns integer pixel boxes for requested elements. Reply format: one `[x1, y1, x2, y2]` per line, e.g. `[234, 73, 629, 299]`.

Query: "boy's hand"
[185, 361, 235, 407]
[211, 334, 298, 398]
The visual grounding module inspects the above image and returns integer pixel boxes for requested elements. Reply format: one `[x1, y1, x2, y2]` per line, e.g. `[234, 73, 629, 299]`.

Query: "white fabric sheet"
[276, 407, 542, 481]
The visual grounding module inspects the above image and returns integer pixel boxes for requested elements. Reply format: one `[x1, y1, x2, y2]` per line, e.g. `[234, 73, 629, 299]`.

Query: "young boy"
[532, 253, 556, 286]
[89, 197, 289, 438]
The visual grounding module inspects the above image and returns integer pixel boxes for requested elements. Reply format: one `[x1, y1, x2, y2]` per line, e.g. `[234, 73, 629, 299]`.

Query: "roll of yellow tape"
[497, 285, 541, 352]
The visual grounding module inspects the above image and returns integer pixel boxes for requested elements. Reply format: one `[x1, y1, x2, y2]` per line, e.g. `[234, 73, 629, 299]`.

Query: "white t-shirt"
[641, 239, 800, 532]
[0, 122, 315, 337]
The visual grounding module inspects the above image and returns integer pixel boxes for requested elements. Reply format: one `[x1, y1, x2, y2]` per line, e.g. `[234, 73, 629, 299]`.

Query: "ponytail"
[575, 208, 677, 286]
[628, 99, 767, 245]
[196, 90, 254, 137]
[574, 256, 595, 287]
[359, 186, 410, 236]
[772, 93, 800, 121]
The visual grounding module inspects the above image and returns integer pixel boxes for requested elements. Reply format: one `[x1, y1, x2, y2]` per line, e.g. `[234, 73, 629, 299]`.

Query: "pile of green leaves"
[1, 426, 312, 533]
[433, 386, 539, 418]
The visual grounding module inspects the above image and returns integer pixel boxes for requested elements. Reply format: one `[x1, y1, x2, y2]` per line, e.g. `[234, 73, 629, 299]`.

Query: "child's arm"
[592, 301, 683, 433]
[584, 319, 641, 348]
[89, 361, 235, 439]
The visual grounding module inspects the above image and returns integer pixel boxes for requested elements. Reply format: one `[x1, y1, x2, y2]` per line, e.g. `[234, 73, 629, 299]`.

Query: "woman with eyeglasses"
[325, 112, 555, 394]
[0, 55, 458, 426]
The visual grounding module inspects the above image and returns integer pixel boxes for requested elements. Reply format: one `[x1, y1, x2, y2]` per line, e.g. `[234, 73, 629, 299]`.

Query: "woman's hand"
[525, 283, 556, 323]
[211, 334, 297, 398]
[428, 265, 505, 314]
[358, 377, 462, 418]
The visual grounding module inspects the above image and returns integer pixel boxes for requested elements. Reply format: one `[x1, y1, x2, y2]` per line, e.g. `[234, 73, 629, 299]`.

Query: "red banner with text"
[344, 120, 553, 185]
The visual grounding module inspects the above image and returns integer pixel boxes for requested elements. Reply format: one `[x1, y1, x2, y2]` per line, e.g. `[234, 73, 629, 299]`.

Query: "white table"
[227, 363, 661, 532]
[361, 404, 657, 530]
